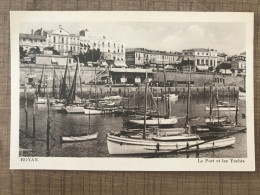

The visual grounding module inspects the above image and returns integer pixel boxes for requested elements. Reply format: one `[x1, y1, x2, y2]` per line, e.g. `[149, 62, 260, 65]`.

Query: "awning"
[51, 58, 57, 63]
[114, 62, 128, 68]
[110, 68, 154, 74]
[196, 66, 208, 71]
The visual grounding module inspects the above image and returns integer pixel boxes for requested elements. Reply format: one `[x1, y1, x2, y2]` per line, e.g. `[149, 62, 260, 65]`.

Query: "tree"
[28, 46, 42, 55]
[208, 66, 214, 72]
[19, 46, 27, 59]
[44, 47, 60, 55]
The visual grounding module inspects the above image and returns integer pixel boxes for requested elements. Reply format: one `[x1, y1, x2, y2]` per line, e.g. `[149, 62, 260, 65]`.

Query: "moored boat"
[107, 133, 235, 154]
[129, 117, 178, 126]
[61, 132, 98, 143]
[206, 101, 238, 111]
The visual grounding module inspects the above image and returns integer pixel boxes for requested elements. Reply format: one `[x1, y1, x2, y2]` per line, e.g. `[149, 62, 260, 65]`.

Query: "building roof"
[110, 68, 154, 74]
[126, 48, 179, 56]
[183, 48, 217, 52]
[19, 33, 46, 41]
[36, 54, 73, 58]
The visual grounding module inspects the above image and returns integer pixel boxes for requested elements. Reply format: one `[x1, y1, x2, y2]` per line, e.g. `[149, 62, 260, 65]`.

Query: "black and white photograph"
[10, 12, 254, 171]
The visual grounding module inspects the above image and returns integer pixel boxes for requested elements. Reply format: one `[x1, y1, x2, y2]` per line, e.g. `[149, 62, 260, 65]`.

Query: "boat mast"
[163, 62, 168, 118]
[143, 71, 148, 139]
[43, 65, 46, 97]
[216, 87, 220, 124]
[77, 56, 83, 99]
[185, 65, 191, 134]
[61, 55, 69, 99]
[65, 57, 78, 105]
[52, 63, 55, 98]
[38, 65, 44, 96]
[209, 85, 213, 116]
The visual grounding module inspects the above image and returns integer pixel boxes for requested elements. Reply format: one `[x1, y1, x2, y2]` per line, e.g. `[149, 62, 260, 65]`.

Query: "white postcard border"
[10, 11, 255, 171]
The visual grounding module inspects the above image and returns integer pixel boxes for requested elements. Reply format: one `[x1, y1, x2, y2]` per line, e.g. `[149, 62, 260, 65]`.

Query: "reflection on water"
[19, 95, 247, 158]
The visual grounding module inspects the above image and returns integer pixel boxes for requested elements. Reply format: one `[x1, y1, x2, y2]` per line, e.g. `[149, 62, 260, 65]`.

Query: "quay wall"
[20, 64, 244, 87]
[20, 64, 242, 99]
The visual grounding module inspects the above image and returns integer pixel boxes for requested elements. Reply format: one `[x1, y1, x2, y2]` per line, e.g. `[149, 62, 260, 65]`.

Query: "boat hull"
[61, 132, 98, 143]
[205, 116, 227, 123]
[206, 106, 238, 111]
[84, 108, 103, 115]
[65, 106, 85, 114]
[36, 97, 47, 104]
[129, 117, 178, 126]
[107, 134, 236, 155]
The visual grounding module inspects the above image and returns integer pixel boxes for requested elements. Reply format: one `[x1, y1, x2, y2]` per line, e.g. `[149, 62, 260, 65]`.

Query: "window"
[69, 59, 71, 64]
[202, 53, 204, 55]
[53, 36, 56, 43]
[210, 60, 212, 66]
[118, 49, 119, 53]
[206, 53, 208, 55]
[114, 43, 115, 47]
[197, 53, 199, 55]
[102, 42, 104, 47]
[206, 60, 208, 65]
[108, 42, 110, 47]
[62, 37, 64, 44]
[190, 52, 192, 55]
[201, 59, 204, 64]
[197, 59, 200, 65]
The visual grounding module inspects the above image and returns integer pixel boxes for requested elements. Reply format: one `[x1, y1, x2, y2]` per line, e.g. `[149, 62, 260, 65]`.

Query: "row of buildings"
[19, 25, 246, 76]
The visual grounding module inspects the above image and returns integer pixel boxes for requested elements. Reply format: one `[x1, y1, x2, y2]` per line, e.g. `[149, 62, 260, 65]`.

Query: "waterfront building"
[181, 48, 218, 72]
[45, 25, 80, 55]
[20, 26, 80, 55]
[19, 31, 47, 52]
[125, 48, 180, 69]
[230, 54, 246, 76]
[100, 68, 154, 86]
[217, 52, 228, 66]
[79, 29, 126, 64]
[36, 55, 77, 66]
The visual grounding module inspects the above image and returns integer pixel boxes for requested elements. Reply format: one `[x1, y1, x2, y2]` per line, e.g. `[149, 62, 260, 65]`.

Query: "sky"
[21, 22, 246, 55]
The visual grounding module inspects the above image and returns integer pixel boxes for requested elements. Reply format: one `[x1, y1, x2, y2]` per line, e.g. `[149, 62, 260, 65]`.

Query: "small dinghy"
[61, 132, 98, 143]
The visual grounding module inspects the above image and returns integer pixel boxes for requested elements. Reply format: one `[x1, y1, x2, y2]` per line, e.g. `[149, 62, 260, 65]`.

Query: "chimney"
[31, 29, 34, 35]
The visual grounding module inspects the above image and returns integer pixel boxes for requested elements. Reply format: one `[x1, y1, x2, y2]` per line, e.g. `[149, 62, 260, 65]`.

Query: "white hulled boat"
[129, 117, 178, 126]
[106, 65, 236, 155]
[107, 134, 235, 154]
[205, 116, 228, 123]
[206, 101, 237, 111]
[61, 132, 98, 143]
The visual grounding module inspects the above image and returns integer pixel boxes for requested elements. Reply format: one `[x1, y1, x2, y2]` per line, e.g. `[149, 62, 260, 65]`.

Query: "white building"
[126, 48, 180, 68]
[45, 26, 80, 55]
[79, 29, 126, 64]
[231, 55, 246, 76]
[19, 32, 47, 52]
[182, 48, 218, 71]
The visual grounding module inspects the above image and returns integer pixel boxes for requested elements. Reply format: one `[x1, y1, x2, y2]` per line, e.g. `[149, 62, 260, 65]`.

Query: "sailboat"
[64, 56, 85, 114]
[206, 101, 238, 111]
[205, 91, 240, 132]
[35, 65, 47, 104]
[205, 86, 228, 124]
[106, 67, 236, 155]
[128, 64, 178, 126]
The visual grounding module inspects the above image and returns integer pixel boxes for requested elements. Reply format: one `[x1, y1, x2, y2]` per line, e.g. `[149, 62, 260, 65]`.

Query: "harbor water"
[19, 95, 247, 158]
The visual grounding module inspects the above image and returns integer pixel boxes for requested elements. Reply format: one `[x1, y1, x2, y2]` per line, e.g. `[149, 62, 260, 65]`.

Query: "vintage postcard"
[10, 11, 254, 171]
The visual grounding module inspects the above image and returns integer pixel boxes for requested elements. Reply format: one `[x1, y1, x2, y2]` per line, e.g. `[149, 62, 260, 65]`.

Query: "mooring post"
[46, 94, 50, 156]
[33, 95, 36, 138]
[24, 85, 28, 132]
